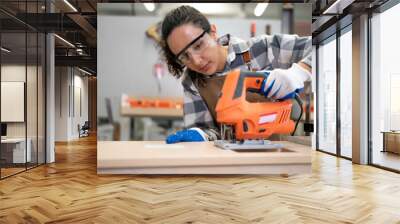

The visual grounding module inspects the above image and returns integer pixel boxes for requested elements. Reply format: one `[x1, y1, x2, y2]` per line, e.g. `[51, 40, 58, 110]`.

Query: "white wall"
[72, 74, 89, 138]
[1, 64, 46, 164]
[97, 15, 184, 119]
[208, 17, 281, 39]
[55, 67, 89, 141]
[55, 67, 68, 141]
[1, 65, 32, 137]
[98, 14, 281, 140]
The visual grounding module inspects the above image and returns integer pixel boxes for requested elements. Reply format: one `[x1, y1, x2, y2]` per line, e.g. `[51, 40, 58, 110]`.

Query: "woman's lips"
[200, 62, 210, 72]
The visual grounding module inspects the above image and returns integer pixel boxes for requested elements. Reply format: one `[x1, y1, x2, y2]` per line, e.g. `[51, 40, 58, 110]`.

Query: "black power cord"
[291, 93, 303, 136]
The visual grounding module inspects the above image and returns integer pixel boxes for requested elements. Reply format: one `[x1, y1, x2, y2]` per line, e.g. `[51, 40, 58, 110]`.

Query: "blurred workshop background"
[96, 3, 313, 142]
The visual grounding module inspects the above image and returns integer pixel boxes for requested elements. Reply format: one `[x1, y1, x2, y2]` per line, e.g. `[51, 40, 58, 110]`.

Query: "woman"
[160, 5, 312, 144]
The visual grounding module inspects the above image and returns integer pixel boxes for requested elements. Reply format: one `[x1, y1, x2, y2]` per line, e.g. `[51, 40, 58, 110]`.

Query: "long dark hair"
[161, 5, 211, 78]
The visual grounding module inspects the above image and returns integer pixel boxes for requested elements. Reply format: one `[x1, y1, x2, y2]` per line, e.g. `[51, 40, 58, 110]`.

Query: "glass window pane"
[371, 3, 400, 171]
[340, 29, 352, 158]
[38, 33, 45, 165]
[0, 1, 46, 179]
[27, 31, 38, 169]
[1, 30, 27, 177]
[26, 0, 39, 169]
[318, 38, 337, 154]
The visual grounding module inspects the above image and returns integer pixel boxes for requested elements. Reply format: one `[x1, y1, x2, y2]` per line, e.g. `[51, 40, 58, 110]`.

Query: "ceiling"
[310, 0, 390, 44]
[0, 1, 312, 75]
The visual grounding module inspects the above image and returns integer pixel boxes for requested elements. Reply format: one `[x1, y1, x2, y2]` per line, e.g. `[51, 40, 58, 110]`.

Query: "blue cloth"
[166, 129, 206, 144]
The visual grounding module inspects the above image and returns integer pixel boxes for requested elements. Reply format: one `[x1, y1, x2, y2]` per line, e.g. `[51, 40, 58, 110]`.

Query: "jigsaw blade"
[214, 139, 284, 151]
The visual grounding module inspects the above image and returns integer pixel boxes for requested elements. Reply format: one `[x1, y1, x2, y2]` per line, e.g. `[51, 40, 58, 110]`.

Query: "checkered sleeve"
[264, 34, 312, 69]
[181, 75, 220, 141]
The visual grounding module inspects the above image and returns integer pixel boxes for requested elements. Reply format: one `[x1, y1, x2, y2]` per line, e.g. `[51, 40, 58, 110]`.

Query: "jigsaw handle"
[229, 70, 267, 100]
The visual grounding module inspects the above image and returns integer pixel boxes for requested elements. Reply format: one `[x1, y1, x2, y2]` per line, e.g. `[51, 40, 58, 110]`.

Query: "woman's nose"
[191, 54, 203, 66]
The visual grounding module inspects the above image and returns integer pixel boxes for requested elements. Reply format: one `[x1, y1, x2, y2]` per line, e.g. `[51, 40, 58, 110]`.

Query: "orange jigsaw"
[215, 69, 296, 141]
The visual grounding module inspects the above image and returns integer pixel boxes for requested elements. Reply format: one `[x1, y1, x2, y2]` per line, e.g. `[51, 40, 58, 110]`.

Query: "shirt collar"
[217, 34, 250, 65]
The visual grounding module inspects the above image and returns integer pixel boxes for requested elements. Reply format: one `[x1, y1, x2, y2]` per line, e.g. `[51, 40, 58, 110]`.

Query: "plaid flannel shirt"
[180, 34, 312, 140]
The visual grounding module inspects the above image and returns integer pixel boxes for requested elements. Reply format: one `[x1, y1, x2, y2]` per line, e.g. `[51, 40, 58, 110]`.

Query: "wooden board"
[120, 96, 183, 118]
[97, 141, 311, 174]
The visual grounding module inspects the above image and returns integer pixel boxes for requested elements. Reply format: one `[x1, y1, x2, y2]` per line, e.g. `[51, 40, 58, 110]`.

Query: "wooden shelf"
[120, 106, 183, 118]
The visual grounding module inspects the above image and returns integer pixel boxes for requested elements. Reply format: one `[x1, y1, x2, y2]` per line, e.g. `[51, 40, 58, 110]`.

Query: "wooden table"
[97, 141, 311, 174]
[120, 105, 183, 140]
[1, 138, 32, 165]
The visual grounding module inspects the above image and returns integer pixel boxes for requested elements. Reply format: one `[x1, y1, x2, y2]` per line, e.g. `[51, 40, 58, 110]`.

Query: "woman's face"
[167, 24, 224, 76]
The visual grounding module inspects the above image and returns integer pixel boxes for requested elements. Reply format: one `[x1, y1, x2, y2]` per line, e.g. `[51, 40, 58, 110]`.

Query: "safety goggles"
[175, 30, 210, 65]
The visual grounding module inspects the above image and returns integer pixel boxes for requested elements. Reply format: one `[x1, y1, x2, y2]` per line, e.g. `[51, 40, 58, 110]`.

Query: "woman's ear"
[210, 24, 217, 40]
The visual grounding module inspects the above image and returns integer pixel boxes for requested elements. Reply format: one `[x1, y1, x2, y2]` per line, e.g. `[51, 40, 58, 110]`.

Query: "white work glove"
[260, 63, 311, 100]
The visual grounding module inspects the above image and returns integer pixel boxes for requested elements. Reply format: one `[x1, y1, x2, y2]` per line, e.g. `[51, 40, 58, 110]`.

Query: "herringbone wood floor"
[1, 135, 400, 224]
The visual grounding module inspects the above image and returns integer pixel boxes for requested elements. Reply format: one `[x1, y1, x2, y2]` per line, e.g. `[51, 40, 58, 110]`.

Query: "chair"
[78, 121, 90, 138]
